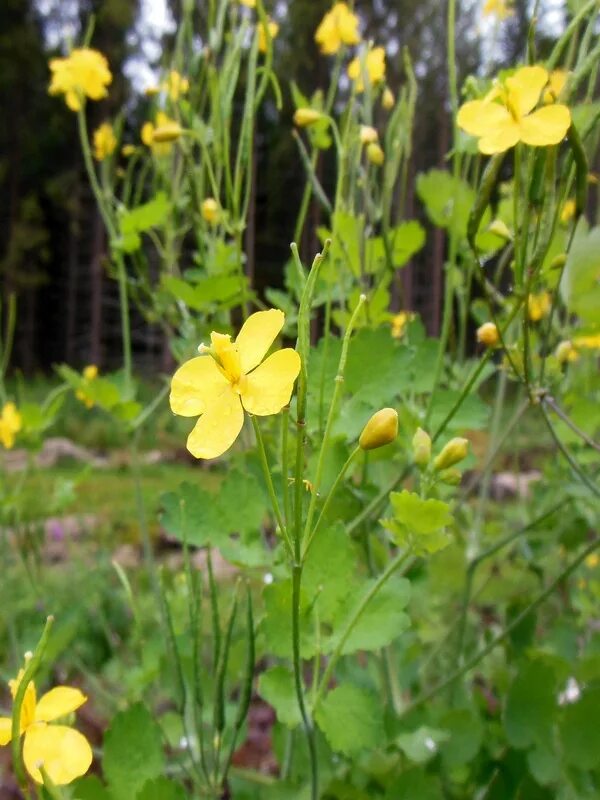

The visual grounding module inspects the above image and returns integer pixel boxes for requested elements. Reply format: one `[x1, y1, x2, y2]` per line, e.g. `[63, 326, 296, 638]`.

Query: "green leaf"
[72, 776, 111, 800]
[504, 660, 557, 749]
[261, 580, 316, 659]
[427, 389, 490, 432]
[162, 274, 244, 310]
[217, 468, 269, 536]
[315, 684, 384, 755]
[136, 777, 186, 800]
[103, 704, 165, 800]
[121, 193, 170, 235]
[383, 491, 453, 555]
[416, 169, 482, 240]
[560, 685, 600, 769]
[258, 666, 301, 729]
[396, 726, 450, 764]
[438, 709, 483, 767]
[385, 769, 443, 800]
[160, 482, 221, 547]
[329, 577, 410, 655]
[302, 523, 359, 621]
[390, 220, 426, 268]
[560, 220, 600, 324]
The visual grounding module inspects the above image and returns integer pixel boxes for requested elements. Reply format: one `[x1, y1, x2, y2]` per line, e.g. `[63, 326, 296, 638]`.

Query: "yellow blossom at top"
[0, 402, 22, 449]
[141, 112, 180, 155]
[527, 291, 551, 322]
[76, 364, 99, 409]
[348, 46, 386, 92]
[48, 48, 112, 112]
[0, 668, 92, 785]
[93, 122, 117, 161]
[162, 70, 190, 101]
[483, 0, 513, 19]
[391, 312, 414, 339]
[258, 18, 279, 53]
[315, 2, 360, 55]
[544, 69, 568, 104]
[457, 65, 571, 155]
[170, 309, 301, 459]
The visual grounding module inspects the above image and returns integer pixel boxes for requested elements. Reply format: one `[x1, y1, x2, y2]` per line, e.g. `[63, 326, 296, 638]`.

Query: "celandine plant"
[2, 0, 600, 798]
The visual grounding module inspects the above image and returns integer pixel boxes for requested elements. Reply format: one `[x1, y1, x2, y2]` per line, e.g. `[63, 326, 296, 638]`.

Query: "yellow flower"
[348, 46, 386, 92]
[315, 3, 360, 55]
[76, 364, 98, 409]
[293, 108, 323, 127]
[527, 291, 551, 321]
[391, 312, 413, 339]
[555, 340, 579, 364]
[366, 142, 385, 165]
[201, 198, 221, 225]
[382, 87, 395, 110]
[170, 309, 301, 459]
[239, 0, 256, 6]
[360, 125, 378, 145]
[162, 70, 189, 101]
[48, 48, 112, 111]
[144, 85, 160, 97]
[258, 18, 279, 53]
[457, 65, 571, 155]
[92, 122, 117, 161]
[0, 402, 22, 449]
[141, 112, 179, 155]
[483, 0, 513, 19]
[122, 144, 136, 157]
[0, 669, 92, 785]
[561, 198, 576, 224]
[544, 69, 568, 104]
[586, 553, 599, 568]
[477, 322, 500, 347]
[573, 333, 600, 349]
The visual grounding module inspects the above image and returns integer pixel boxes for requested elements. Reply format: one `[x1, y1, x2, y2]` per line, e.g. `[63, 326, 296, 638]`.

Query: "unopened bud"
[438, 468, 462, 486]
[549, 253, 567, 271]
[359, 408, 398, 451]
[201, 198, 220, 224]
[366, 142, 385, 166]
[412, 427, 431, 469]
[488, 219, 512, 240]
[434, 437, 469, 471]
[555, 340, 579, 364]
[476, 322, 499, 347]
[152, 122, 183, 143]
[382, 87, 395, 110]
[294, 108, 322, 127]
[360, 125, 378, 145]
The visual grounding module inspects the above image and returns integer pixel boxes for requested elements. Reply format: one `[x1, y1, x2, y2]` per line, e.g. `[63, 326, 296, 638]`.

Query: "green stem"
[251, 415, 293, 557]
[313, 550, 411, 711]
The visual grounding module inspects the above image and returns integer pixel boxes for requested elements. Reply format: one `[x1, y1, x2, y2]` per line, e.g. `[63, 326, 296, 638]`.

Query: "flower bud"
[359, 408, 398, 451]
[294, 108, 322, 127]
[152, 122, 183, 143]
[366, 142, 385, 166]
[434, 437, 469, 471]
[412, 427, 431, 469]
[121, 144, 136, 157]
[201, 198, 220, 224]
[555, 340, 579, 364]
[549, 253, 567, 271]
[438, 468, 462, 486]
[476, 322, 499, 347]
[382, 87, 395, 110]
[488, 219, 512, 240]
[360, 125, 378, 145]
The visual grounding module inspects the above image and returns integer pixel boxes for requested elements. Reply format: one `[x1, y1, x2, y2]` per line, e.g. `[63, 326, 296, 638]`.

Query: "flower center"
[207, 332, 243, 384]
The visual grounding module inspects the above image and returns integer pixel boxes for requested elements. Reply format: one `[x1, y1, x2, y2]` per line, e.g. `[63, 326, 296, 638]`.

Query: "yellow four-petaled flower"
[48, 48, 112, 111]
[347, 46, 386, 92]
[457, 65, 571, 154]
[0, 402, 22, 449]
[0, 669, 92, 785]
[315, 2, 361, 55]
[170, 310, 300, 459]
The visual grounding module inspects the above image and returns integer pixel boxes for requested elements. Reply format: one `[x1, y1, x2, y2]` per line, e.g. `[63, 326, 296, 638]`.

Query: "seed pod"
[359, 408, 398, 451]
[412, 427, 432, 469]
[434, 437, 469, 471]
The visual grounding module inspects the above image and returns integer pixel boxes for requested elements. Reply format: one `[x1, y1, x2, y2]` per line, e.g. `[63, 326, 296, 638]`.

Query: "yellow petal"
[478, 118, 521, 154]
[519, 104, 571, 147]
[35, 687, 87, 723]
[506, 65, 548, 116]
[457, 100, 512, 137]
[241, 349, 301, 416]
[0, 716, 12, 745]
[170, 356, 229, 417]
[23, 724, 93, 785]
[187, 388, 244, 459]
[235, 309, 285, 373]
